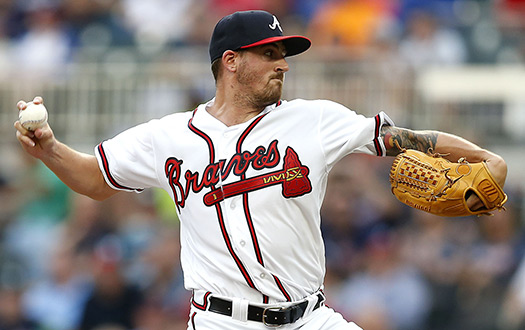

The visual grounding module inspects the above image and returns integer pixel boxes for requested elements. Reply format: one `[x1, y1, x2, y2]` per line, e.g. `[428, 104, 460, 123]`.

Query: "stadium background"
[0, 0, 525, 329]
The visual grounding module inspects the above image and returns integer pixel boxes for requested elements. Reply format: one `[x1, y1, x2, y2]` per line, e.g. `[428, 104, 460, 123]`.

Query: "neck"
[208, 85, 268, 127]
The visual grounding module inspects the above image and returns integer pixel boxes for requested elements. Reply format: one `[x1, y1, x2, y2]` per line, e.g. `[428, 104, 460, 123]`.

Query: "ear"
[222, 50, 238, 73]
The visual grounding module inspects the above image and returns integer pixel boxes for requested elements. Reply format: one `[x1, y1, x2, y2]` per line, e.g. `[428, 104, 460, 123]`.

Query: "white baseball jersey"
[95, 98, 393, 305]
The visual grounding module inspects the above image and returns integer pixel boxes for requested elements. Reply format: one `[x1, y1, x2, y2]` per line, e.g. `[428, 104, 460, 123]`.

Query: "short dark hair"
[211, 49, 247, 83]
[211, 58, 221, 82]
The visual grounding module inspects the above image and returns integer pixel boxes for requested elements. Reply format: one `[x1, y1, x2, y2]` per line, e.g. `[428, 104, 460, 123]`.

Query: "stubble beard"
[236, 67, 284, 109]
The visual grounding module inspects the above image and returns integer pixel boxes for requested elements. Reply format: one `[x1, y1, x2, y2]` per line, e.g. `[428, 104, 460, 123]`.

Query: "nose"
[276, 57, 289, 73]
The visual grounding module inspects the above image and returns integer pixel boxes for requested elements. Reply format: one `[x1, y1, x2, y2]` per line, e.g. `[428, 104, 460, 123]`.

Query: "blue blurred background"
[1, 0, 525, 329]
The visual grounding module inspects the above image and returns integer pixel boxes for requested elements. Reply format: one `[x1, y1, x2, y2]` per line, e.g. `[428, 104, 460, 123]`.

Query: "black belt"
[208, 293, 325, 327]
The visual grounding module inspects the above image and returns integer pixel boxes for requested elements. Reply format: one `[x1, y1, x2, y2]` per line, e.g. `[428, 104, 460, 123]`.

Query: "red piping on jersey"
[272, 275, 292, 302]
[96, 143, 143, 192]
[237, 114, 270, 303]
[373, 114, 383, 157]
[188, 110, 258, 291]
[190, 312, 197, 329]
[237, 114, 268, 267]
[216, 203, 257, 288]
[236, 109, 292, 303]
[191, 291, 211, 310]
[188, 111, 215, 162]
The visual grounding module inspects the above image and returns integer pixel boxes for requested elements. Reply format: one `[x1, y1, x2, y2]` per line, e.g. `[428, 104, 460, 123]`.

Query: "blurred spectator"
[499, 255, 525, 329]
[210, 0, 268, 16]
[398, 10, 467, 69]
[13, 156, 71, 222]
[495, 207, 525, 330]
[0, 288, 39, 330]
[290, 0, 330, 24]
[495, 0, 525, 31]
[61, 0, 117, 28]
[399, 212, 468, 329]
[0, 257, 38, 330]
[395, 0, 459, 27]
[133, 225, 190, 330]
[333, 227, 432, 330]
[119, 0, 197, 49]
[78, 235, 144, 330]
[21, 245, 90, 330]
[363, 21, 410, 122]
[453, 210, 521, 330]
[321, 155, 405, 306]
[9, 0, 72, 80]
[0, 0, 11, 81]
[0, 174, 17, 230]
[60, 194, 114, 258]
[401, 206, 522, 330]
[321, 156, 366, 279]
[3, 155, 71, 279]
[61, 0, 134, 56]
[307, 0, 395, 58]
[494, 0, 525, 64]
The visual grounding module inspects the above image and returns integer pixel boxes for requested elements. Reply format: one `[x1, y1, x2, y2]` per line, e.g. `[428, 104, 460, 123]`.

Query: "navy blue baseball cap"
[209, 10, 311, 63]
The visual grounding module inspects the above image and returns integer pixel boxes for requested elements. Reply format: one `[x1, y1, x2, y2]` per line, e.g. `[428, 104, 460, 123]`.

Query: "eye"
[264, 50, 273, 57]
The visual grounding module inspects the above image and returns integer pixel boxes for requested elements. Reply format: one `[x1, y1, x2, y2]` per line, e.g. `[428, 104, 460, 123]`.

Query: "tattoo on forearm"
[381, 127, 438, 156]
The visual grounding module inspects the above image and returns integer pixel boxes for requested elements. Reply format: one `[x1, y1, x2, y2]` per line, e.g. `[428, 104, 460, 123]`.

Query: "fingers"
[466, 193, 484, 212]
[14, 121, 36, 147]
[17, 96, 44, 110]
[15, 96, 46, 143]
[32, 96, 43, 105]
[14, 120, 34, 138]
[14, 96, 50, 155]
[17, 100, 27, 110]
[16, 129, 36, 147]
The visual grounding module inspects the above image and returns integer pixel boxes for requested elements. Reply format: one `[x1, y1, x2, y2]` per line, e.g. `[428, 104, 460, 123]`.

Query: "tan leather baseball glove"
[389, 149, 507, 217]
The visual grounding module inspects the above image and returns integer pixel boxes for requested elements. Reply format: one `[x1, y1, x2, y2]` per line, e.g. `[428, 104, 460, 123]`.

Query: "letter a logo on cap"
[269, 15, 282, 32]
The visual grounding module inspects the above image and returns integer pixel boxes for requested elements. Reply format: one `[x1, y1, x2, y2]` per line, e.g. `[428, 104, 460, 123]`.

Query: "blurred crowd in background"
[1, 0, 525, 330]
[0, 0, 524, 79]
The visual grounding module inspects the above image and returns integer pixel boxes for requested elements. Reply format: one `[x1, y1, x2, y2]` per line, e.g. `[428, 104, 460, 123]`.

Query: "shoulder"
[275, 100, 362, 125]
[157, 110, 194, 123]
[143, 110, 194, 129]
[280, 98, 346, 108]
[110, 111, 193, 142]
[277, 99, 353, 115]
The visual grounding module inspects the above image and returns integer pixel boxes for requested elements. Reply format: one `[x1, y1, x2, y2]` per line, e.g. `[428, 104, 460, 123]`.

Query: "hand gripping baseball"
[389, 149, 508, 217]
[14, 96, 57, 159]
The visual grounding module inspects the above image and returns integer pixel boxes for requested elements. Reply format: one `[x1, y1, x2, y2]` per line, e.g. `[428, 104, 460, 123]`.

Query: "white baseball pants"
[187, 304, 363, 330]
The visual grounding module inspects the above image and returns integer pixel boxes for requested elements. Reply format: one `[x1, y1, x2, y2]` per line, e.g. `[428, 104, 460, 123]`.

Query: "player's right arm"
[14, 97, 118, 201]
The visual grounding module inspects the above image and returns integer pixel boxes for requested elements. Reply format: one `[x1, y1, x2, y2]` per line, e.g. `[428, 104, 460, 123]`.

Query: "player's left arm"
[380, 126, 508, 188]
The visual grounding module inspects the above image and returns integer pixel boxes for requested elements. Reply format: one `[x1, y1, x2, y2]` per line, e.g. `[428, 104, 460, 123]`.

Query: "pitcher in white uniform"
[14, 10, 507, 330]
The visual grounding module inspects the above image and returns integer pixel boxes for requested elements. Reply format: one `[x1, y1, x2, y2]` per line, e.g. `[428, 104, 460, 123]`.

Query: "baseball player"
[15, 10, 507, 330]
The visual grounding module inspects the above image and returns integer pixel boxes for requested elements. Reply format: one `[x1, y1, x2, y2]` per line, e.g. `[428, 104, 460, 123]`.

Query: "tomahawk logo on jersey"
[165, 140, 312, 210]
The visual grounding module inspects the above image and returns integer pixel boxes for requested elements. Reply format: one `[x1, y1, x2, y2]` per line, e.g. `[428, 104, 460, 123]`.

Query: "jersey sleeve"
[318, 100, 394, 167]
[95, 121, 160, 192]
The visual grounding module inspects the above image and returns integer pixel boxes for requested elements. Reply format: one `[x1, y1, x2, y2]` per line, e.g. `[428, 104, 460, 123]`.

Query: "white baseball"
[19, 102, 48, 131]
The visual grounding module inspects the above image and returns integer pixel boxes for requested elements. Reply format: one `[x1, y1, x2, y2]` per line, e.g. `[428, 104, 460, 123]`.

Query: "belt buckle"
[262, 306, 287, 328]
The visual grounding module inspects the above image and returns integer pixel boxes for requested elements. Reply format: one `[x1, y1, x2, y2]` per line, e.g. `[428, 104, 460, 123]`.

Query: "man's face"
[235, 42, 289, 108]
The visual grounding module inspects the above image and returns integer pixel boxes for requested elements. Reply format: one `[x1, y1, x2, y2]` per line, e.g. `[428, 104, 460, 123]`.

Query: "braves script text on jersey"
[95, 98, 393, 306]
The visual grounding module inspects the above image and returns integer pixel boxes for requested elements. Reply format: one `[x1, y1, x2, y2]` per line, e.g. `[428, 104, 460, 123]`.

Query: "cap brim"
[240, 36, 311, 57]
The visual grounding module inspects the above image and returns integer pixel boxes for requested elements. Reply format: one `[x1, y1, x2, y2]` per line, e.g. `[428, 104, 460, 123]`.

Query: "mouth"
[270, 73, 284, 83]
[270, 77, 284, 84]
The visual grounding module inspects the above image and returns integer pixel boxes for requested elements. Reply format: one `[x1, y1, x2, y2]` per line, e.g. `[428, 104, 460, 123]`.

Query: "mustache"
[270, 72, 285, 82]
